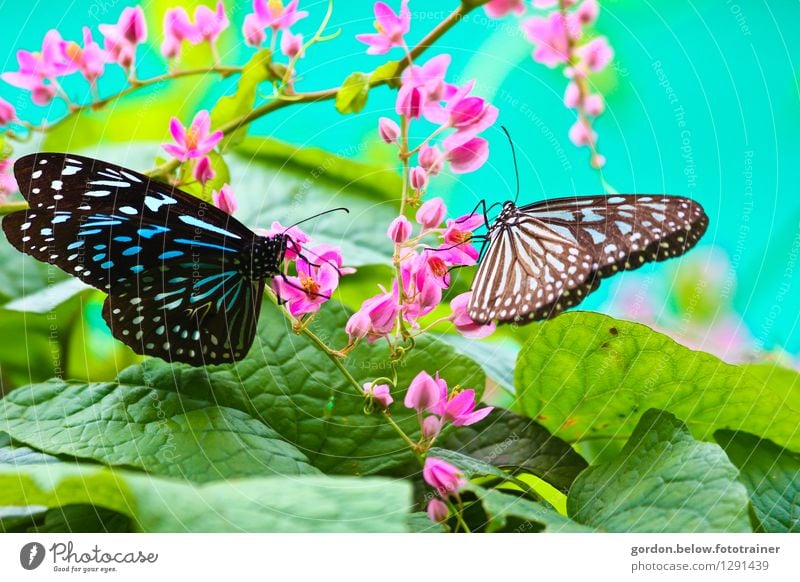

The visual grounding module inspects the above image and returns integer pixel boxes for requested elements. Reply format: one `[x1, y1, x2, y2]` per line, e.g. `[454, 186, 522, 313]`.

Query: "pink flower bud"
[568, 120, 596, 146]
[363, 382, 393, 409]
[387, 215, 412, 243]
[427, 498, 449, 523]
[416, 197, 446, 230]
[445, 137, 489, 174]
[212, 184, 237, 215]
[31, 84, 56, 106]
[0, 98, 16, 125]
[193, 156, 216, 185]
[575, 0, 599, 25]
[280, 29, 304, 58]
[591, 153, 607, 169]
[404, 371, 441, 412]
[450, 292, 496, 339]
[378, 117, 400, 144]
[421, 415, 442, 439]
[243, 13, 266, 47]
[418, 144, 444, 176]
[345, 310, 371, 342]
[577, 36, 614, 72]
[423, 457, 465, 497]
[584, 94, 605, 116]
[396, 84, 422, 119]
[564, 82, 580, 108]
[409, 166, 428, 191]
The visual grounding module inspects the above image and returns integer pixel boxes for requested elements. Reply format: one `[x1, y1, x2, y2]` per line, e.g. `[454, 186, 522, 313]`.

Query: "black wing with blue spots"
[3, 152, 286, 365]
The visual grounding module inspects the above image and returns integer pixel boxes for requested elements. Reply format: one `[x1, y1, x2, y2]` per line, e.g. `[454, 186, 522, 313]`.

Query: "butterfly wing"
[3, 153, 265, 364]
[468, 195, 708, 324]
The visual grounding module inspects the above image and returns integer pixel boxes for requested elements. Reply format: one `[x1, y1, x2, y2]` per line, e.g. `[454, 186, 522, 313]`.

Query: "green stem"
[0, 202, 28, 216]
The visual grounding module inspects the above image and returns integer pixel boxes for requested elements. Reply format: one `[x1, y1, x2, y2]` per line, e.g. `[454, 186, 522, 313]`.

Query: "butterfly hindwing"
[468, 195, 708, 324]
[3, 153, 277, 365]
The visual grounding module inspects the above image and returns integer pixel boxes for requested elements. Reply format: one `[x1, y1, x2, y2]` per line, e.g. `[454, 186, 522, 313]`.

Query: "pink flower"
[421, 415, 442, 440]
[195, 1, 229, 45]
[99, 6, 147, 70]
[212, 184, 237, 215]
[399, 254, 442, 320]
[522, 12, 571, 67]
[484, 0, 526, 19]
[442, 213, 484, 265]
[243, 14, 267, 46]
[418, 144, 444, 176]
[356, 0, 411, 55]
[439, 388, 493, 426]
[305, 243, 354, 275]
[378, 117, 400, 144]
[576, 36, 613, 72]
[346, 291, 399, 343]
[252, 0, 308, 32]
[423, 457, 465, 497]
[568, 119, 595, 146]
[444, 136, 490, 174]
[193, 156, 215, 185]
[161, 7, 196, 58]
[450, 292, 496, 339]
[162, 110, 223, 162]
[416, 197, 446, 230]
[273, 258, 339, 316]
[0, 98, 16, 125]
[387, 215, 412, 243]
[61, 28, 107, 85]
[409, 166, 428, 190]
[427, 81, 498, 147]
[280, 29, 304, 58]
[564, 81, 580, 108]
[0, 159, 17, 198]
[426, 499, 449, 523]
[263, 221, 310, 261]
[404, 371, 441, 412]
[1, 30, 71, 102]
[363, 383, 393, 408]
[422, 252, 451, 288]
[400, 55, 458, 118]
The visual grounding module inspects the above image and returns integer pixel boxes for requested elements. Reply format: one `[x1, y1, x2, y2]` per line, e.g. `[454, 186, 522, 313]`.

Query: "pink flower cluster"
[520, 0, 612, 168]
[243, 0, 308, 59]
[162, 1, 230, 60]
[345, 197, 495, 343]
[266, 222, 351, 317]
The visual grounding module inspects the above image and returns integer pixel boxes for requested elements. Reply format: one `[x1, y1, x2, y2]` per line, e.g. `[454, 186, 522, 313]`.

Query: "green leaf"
[0, 379, 319, 483]
[441, 409, 588, 492]
[437, 334, 517, 397]
[514, 312, 800, 456]
[0, 432, 60, 465]
[568, 409, 750, 532]
[3, 279, 88, 313]
[232, 140, 401, 266]
[117, 300, 485, 476]
[336, 72, 371, 114]
[33, 505, 132, 533]
[715, 430, 800, 533]
[428, 447, 510, 482]
[467, 484, 594, 532]
[407, 511, 444, 532]
[371, 60, 401, 87]
[0, 463, 412, 532]
[212, 49, 273, 148]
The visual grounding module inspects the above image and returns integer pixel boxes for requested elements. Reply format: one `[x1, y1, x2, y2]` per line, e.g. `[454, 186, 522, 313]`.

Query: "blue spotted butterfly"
[3, 153, 290, 365]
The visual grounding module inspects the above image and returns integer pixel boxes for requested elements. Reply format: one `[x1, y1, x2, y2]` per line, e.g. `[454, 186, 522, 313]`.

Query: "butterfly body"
[467, 194, 708, 325]
[3, 153, 290, 365]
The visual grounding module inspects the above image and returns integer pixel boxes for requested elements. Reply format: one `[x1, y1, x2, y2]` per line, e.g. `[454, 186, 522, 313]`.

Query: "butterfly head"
[243, 234, 288, 280]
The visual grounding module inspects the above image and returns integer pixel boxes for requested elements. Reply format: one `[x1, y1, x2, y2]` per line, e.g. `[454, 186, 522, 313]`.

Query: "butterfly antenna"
[283, 207, 350, 233]
[501, 126, 520, 204]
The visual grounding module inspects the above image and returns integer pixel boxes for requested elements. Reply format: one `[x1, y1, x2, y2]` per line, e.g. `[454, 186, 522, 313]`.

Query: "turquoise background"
[1, 0, 798, 353]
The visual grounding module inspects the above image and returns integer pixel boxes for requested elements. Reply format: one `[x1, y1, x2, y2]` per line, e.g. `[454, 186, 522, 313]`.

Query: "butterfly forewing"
[3, 153, 281, 365]
[468, 195, 708, 324]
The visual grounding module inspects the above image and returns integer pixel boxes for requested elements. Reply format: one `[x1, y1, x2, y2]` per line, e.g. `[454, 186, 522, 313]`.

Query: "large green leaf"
[117, 300, 485, 476]
[0, 462, 411, 532]
[232, 139, 400, 266]
[441, 409, 588, 492]
[336, 72, 371, 114]
[568, 410, 750, 532]
[715, 430, 800, 533]
[514, 312, 800, 455]
[0, 379, 319, 483]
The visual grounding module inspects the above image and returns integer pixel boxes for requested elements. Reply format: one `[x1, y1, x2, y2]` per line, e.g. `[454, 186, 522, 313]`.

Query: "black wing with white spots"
[3, 152, 287, 365]
[467, 195, 708, 324]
